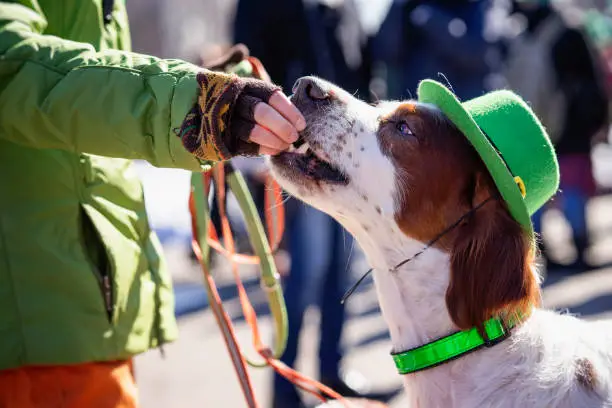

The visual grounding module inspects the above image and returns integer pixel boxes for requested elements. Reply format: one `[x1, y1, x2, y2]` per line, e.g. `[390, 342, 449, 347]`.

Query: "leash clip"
[260, 272, 281, 293]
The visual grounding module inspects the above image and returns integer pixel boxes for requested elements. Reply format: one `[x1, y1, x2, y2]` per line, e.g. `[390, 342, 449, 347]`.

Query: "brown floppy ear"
[446, 172, 540, 333]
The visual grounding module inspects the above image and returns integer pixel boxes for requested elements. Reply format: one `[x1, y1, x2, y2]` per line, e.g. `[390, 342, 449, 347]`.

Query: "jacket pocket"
[80, 207, 114, 323]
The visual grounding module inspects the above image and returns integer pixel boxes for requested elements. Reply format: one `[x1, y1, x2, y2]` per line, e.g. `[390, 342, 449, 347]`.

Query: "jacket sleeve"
[0, 1, 210, 171]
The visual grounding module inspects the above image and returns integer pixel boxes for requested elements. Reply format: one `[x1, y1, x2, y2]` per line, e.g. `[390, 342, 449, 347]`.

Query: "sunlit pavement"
[132, 144, 612, 408]
[134, 260, 612, 408]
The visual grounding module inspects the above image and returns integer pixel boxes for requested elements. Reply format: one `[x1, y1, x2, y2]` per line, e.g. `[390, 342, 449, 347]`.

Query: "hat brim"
[417, 80, 532, 234]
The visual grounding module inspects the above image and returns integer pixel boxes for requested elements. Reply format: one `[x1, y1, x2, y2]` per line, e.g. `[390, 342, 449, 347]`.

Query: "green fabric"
[417, 80, 560, 233]
[585, 9, 612, 49]
[0, 0, 213, 370]
[392, 316, 517, 374]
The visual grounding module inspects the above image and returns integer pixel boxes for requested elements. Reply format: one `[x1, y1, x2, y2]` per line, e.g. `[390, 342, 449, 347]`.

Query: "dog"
[269, 76, 612, 407]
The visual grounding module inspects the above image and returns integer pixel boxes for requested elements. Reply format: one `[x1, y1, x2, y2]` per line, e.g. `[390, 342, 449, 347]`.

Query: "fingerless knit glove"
[177, 71, 281, 161]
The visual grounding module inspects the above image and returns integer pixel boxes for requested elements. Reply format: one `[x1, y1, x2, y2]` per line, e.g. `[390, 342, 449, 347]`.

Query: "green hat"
[417, 79, 560, 233]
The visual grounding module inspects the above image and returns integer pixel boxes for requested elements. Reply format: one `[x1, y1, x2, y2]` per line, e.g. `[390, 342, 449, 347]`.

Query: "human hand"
[177, 73, 305, 162]
[228, 79, 305, 156]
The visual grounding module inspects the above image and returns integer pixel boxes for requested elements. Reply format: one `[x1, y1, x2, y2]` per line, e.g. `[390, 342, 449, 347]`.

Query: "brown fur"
[446, 176, 540, 332]
[379, 103, 477, 248]
[575, 358, 598, 392]
[379, 102, 540, 331]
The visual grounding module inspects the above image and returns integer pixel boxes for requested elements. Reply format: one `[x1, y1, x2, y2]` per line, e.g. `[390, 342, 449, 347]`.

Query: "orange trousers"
[0, 360, 138, 408]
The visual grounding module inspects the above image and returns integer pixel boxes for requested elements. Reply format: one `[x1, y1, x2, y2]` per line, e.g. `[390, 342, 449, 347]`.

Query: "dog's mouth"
[272, 136, 348, 185]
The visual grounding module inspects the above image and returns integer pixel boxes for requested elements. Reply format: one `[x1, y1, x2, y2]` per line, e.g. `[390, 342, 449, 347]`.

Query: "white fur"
[270, 78, 612, 407]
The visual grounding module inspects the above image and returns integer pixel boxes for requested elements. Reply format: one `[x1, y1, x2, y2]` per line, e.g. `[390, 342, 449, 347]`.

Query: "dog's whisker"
[266, 196, 291, 211]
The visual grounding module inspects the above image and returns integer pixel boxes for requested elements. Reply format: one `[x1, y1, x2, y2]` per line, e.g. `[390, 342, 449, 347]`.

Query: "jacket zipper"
[101, 274, 114, 321]
[80, 205, 115, 324]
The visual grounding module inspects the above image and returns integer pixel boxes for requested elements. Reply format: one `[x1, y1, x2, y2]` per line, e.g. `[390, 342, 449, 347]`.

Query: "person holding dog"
[0, 1, 304, 407]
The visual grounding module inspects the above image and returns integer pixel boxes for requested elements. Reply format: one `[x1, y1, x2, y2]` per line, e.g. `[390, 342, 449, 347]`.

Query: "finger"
[253, 103, 299, 144]
[259, 145, 282, 156]
[249, 124, 292, 150]
[268, 91, 306, 131]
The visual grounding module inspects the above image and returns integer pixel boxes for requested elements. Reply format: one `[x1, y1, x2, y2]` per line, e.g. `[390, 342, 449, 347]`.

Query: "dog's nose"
[293, 77, 330, 101]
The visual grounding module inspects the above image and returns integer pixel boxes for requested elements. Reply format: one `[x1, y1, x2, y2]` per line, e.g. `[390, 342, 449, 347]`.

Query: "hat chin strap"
[341, 195, 498, 304]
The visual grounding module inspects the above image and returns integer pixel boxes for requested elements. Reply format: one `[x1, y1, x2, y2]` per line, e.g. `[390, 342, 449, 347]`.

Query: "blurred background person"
[234, 0, 373, 406]
[370, 0, 496, 101]
[583, 3, 612, 96]
[502, 0, 610, 271]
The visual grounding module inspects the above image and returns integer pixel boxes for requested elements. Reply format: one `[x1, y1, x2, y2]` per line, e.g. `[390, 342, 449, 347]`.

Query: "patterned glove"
[177, 72, 281, 161]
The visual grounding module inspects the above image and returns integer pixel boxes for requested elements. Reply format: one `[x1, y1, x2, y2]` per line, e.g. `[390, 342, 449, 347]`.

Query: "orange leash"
[189, 165, 354, 407]
[189, 173, 258, 407]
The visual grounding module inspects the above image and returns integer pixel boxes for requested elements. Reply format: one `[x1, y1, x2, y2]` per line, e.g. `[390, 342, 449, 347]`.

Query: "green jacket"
[0, 0, 212, 370]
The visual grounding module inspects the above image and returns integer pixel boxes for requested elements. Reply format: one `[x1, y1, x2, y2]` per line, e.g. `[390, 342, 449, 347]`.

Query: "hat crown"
[418, 79, 560, 231]
[463, 90, 559, 215]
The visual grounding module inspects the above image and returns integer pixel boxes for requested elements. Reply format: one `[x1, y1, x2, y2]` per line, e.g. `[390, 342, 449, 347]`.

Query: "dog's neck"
[338, 215, 457, 353]
[336, 213, 463, 405]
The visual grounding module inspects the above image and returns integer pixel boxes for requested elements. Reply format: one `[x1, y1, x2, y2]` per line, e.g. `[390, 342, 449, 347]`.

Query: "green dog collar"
[392, 316, 519, 375]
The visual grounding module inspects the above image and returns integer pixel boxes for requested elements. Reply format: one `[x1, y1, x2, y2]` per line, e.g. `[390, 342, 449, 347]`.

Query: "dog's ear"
[446, 172, 540, 333]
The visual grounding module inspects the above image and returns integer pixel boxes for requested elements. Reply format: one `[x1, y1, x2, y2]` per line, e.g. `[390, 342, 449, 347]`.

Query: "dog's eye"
[396, 121, 413, 137]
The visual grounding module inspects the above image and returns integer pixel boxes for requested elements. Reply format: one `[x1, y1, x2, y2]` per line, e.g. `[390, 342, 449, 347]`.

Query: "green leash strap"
[224, 163, 289, 364]
[392, 315, 520, 375]
[190, 163, 288, 366]
[190, 171, 260, 408]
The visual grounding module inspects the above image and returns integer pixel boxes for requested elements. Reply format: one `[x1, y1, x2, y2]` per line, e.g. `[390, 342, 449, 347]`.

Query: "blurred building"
[126, 0, 396, 63]
[126, 0, 237, 62]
